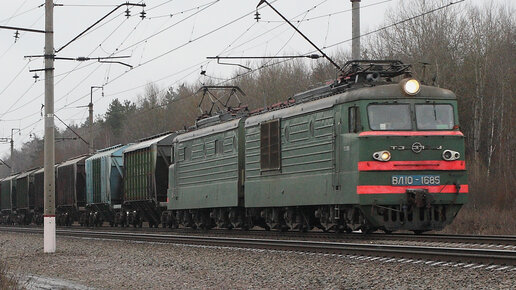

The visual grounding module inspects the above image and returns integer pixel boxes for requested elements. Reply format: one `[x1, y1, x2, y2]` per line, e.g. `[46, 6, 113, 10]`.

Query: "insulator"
[254, 11, 261, 22]
[125, 7, 131, 18]
[14, 30, 20, 43]
[140, 9, 146, 19]
[33, 73, 39, 82]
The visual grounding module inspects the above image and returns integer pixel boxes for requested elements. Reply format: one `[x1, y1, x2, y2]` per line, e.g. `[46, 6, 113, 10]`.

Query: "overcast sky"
[0, 0, 508, 158]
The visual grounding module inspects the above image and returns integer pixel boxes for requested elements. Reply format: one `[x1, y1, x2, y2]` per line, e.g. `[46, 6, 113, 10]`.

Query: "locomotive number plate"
[391, 175, 440, 186]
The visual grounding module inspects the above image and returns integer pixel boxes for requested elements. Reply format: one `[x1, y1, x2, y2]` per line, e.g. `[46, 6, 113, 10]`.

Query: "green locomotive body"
[165, 118, 246, 228]
[164, 60, 469, 233]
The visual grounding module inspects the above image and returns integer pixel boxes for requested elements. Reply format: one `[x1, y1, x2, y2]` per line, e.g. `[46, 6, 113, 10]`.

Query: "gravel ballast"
[0, 232, 514, 289]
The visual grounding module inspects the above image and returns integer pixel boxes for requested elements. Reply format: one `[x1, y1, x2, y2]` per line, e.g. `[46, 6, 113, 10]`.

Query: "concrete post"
[44, 0, 56, 253]
[351, 0, 361, 60]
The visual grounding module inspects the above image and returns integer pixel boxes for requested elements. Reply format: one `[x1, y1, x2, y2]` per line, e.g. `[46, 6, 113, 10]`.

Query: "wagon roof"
[58, 155, 89, 168]
[174, 118, 242, 143]
[34, 164, 58, 175]
[123, 133, 175, 154]
[17, 168, 38, 179]
[87, 144, 129, 161]
[0, 174, 19, 182]
[245, 84, 456, 127]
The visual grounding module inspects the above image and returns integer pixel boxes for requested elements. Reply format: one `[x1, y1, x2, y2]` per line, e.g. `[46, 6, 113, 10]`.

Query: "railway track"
[2, 226, 516, 266]
[2, 224, 516, 246]
[34, 225, 516, 246]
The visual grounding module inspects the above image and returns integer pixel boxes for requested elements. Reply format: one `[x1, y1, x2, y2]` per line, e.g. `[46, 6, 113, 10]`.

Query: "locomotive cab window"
[260, 120, 281, 171]
[415, 104, 454, 130]
[368, 104, 412, 130]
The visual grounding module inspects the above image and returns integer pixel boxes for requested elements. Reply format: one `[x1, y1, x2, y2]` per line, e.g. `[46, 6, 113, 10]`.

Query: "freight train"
[0, 60, 468, 234]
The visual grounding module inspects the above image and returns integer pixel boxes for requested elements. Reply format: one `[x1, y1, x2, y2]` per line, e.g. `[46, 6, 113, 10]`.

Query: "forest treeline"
[2, 1, 514, 221]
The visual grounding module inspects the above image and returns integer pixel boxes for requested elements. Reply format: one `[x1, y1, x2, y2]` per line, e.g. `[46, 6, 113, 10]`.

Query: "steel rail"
[2, 227, 515, 266]
[2, 225, 516, 246]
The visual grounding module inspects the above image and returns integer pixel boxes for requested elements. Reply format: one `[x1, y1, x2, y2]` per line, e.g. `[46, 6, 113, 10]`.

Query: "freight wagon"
[14, 169, 37, 225]
[0, 174, 18, 224]
[56, 155, 88, 226]
[123, 133, 175, 227]
[85, 144, 129, 226]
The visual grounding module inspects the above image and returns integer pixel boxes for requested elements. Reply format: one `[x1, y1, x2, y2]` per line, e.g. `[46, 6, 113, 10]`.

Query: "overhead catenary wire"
[21, 1, 219, 117]
[4, 0, 237, 127]
[2, 7, 146, 118]
[5, 0, 467, 157]
[260, 0, 393, 23]
[0, 0, 32, 24]
[217, 0, 469, 85]
[42, 0, 279, 116]
[115, 0, 471, 121]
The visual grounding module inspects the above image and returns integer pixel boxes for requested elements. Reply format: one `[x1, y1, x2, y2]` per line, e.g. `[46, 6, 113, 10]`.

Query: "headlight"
[442, 149, 460, 161]
[400, 78, 421, 95]
[373, 150, 391, 161]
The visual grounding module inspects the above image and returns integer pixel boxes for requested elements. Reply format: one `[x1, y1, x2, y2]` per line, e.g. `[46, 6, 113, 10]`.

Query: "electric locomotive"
[165, 60, 468, 233]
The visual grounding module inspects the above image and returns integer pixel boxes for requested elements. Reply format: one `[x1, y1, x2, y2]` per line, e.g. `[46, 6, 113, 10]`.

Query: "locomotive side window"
[214, 139, 221, 155]
[368, 104, 412, 130]
[260, 120, 281, 171]
[184, 146, 191, 161]
[415, 104, 454, 130]
[348, 106, 361, 133]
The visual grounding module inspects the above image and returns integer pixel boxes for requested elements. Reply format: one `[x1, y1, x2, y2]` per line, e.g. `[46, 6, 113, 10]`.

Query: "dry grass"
[442, 205, 516, 235]
[0, 262, 22, 290]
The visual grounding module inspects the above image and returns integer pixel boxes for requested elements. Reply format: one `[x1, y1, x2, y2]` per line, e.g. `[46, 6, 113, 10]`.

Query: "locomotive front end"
[356, 81, 468, 233]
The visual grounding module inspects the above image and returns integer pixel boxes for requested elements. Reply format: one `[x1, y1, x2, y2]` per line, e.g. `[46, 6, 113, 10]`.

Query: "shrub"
[0, 262, 21, 290]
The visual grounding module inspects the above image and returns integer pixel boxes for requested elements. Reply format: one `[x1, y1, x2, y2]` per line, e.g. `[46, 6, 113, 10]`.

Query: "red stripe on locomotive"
[356, 185, 469, 194]
[358, 160, 466, 171]
[359, 131, 464, 137]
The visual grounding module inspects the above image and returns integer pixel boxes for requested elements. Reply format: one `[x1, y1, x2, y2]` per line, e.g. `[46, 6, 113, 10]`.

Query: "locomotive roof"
[123, 132, 175, 154]
[245, 84, 456, 127]
[174, 118, 242, 143]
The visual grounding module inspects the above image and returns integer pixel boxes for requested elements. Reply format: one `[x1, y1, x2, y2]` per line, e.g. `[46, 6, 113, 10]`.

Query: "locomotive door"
[333, 110, 341, 190]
